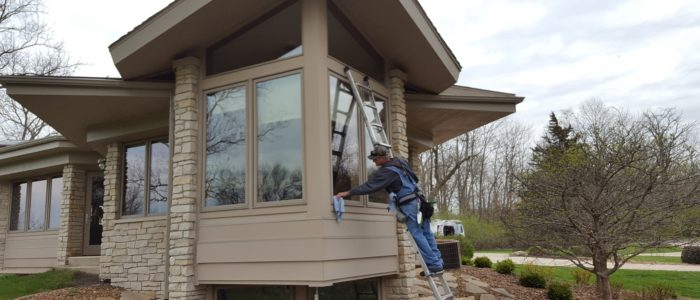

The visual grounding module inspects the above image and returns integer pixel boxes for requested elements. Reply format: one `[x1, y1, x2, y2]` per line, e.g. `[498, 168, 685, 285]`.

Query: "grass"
[476, 249, 516, 254]
[0, 269, 75, 300]
[629, 255, 682, 264]
[514, 265, 700, 298]
[620, 246, 682, 256]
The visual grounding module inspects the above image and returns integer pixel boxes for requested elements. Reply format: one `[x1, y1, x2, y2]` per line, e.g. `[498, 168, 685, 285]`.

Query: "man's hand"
[335, 191, 350, 199]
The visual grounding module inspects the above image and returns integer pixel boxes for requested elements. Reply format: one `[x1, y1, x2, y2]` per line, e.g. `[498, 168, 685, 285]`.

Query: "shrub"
[459, 237, 475, 259]
[571, 268, 592, 285]
[611, 282, 625, 300]
[473, 256, 492, 268]
[461, 257, 473, 266]
[518, 264, 551, 288]
[547, 281, 573, 300]
[494, 259, 515, 274]
[681, 246, 700, 264]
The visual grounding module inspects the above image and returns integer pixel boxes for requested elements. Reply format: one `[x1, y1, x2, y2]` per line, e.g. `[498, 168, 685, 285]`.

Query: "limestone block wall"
[57, 165, 86, 265]
[0, 183, 10, 270]
[383, 69, 418, 300]
[100, 142, 167, 298]
[168, 57, 206, 300]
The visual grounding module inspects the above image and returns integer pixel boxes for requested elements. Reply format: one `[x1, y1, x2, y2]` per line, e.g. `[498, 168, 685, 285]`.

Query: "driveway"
[474, 252, 700, 272]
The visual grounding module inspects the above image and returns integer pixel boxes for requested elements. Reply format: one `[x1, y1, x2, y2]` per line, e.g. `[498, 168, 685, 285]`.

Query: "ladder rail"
[408, 231, 454, 300]
[343, 67, 393, 157]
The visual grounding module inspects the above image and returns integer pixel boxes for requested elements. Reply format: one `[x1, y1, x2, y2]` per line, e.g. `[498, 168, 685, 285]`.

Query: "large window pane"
[205, 86, 247, 207]
[49, 177, 63, 229]
[257, 73, 303, 202]
[10, 182, 27, 231]
[149, 140, 169, 214]
[330, 76, 361, 200]
[365, 99, 389, 204]
[206, 1, 302, 75]
[28, 179, 47, 230]
[123, 144, 146, 215]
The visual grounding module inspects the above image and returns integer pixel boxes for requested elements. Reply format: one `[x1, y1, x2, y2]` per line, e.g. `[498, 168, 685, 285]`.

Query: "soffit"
[0, 76, 173, 153]
[406, 85, 524, 153]
[110, 0, 460, 92]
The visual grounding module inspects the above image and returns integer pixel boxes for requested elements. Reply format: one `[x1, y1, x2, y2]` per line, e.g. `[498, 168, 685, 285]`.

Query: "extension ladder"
[343, 67, 393, 157]
[344, 66, 452, 299]
[408, 233, 454, 300]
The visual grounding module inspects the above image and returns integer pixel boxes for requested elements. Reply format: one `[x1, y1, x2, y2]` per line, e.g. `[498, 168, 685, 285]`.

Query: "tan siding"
[4, 233, 57, 270]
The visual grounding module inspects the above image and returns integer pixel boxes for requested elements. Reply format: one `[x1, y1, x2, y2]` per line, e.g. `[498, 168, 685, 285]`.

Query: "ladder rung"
[364, 104, 377, 110]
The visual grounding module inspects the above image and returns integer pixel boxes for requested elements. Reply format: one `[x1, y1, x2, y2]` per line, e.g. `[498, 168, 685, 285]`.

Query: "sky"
[44, 0, 700, 132]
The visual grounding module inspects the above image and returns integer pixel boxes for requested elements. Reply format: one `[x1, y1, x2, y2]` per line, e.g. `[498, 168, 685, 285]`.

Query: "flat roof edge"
[0, 76, 174, 90]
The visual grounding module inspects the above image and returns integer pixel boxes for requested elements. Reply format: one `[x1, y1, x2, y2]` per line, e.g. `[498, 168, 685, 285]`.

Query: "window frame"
[8, 174, 63, 233]
[328, 67, 390, 209]
[200, 68, 306, 212]
[119, 137, 170, 219]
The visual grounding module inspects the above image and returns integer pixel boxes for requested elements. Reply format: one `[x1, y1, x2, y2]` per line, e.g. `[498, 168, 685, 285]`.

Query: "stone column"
[57, 165, 86, 265]
[168, 57, 206, 300]
[100, 142, 121, 281]
[383, 69, 418, 299]
[0, 183, 10, 270]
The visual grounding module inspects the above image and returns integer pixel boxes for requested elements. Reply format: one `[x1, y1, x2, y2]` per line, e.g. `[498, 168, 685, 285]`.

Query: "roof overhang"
[406, 85, 524, 153]
[109, 0, 460, 92]
[0, 76, 173, 154]
[0, 136, 101, 180]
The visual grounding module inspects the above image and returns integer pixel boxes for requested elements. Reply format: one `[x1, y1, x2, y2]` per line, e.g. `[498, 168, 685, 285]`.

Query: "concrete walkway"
[474, 252, 700, 272]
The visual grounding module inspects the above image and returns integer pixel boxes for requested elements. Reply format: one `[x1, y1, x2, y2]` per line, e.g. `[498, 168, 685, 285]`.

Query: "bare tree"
[514, 101, 700, 300]
[0, 0, 77, 140]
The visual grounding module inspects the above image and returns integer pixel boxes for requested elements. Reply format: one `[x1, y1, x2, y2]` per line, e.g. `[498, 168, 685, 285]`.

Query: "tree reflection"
[258, 163, 303, 201]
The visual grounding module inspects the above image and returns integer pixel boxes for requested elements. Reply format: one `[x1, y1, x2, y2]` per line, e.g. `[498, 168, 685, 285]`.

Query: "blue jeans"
[400, 199, 443, 270]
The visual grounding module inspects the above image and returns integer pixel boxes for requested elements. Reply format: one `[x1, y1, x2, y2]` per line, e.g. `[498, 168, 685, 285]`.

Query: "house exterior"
[0, 0, 523, 299]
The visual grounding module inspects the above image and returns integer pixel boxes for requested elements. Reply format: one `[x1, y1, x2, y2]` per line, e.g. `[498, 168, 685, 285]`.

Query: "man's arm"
[335, 168, 396, 198]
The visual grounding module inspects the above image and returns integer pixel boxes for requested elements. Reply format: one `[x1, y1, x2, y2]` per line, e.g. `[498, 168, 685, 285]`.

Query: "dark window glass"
[89, 176, 105, 245]
[217, 286, 293, 300]
[10, 182, 27, 231]
[123, 144, 146, 215]
[149, 140, 169, 214]
[206, 1, 302, 75]
[28, 179, 47, 230]
[257, 73, 303, 202]
[49, 177, 63, 229]
[315, 279, 379, 300]
[329, 75, 361, 200]
[328, 3, 384, 81]
[365, 98, 389, 204]
[205, 86, 247, 207]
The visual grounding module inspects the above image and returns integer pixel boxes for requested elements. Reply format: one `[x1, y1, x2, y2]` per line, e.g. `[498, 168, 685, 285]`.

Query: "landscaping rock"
[479, 294, 497, 300]
[491, 287, 516, 298]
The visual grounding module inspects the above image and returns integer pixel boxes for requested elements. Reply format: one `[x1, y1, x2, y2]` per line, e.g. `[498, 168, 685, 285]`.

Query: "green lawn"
[629, 255, 682, 264]
[514, 265, 700, 298]
[0, 269, 75, 300]
[620, 246, 682, 256]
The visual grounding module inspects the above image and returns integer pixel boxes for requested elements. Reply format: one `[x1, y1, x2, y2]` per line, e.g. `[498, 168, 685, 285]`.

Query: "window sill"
[7, 230, 59, 237]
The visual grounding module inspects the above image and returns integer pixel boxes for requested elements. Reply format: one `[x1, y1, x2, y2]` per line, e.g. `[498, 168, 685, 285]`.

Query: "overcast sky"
[45, 0, 700, 131]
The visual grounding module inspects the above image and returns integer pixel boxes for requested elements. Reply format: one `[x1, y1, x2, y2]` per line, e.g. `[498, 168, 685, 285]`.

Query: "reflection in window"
[123, 140, 169, 216]
[365, 98, 389, 204]
[330, 76, 361, 200]
[217, 286, 293, 300]
[123, 144, 146, 216]
[49, 177, 63, 229]
[205, 86, 247, 207]
[257, 73, 303, 202]
[328, 2, 384, 81]
[28, 179, 47, 230]
[10, 182, 27, 231]
[316, 279, 379, 300]
[206, 1, 302, 75]
[149, 141, 169, 214]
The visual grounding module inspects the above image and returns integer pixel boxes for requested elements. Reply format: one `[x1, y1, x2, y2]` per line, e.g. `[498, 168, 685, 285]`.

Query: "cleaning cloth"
[332, 196, 345, 223]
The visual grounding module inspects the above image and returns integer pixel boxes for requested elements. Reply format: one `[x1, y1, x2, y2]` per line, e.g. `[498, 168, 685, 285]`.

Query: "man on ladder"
[335, 145, 445, 274]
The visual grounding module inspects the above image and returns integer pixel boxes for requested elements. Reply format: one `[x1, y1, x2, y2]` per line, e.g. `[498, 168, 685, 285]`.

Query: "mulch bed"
[458, 266, 632, 300]
[16, 272, 124, 300]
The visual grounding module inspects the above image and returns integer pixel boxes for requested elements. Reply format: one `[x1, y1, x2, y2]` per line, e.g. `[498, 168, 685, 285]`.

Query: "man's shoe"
[428, 266, 444, 274]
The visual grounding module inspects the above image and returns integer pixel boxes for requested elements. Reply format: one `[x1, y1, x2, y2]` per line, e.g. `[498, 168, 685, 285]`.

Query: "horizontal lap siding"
[196, 216, 398, 284]
[4, 232, 57, 270]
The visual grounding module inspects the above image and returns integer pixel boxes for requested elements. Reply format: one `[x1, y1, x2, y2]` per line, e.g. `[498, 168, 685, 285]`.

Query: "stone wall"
[57, 165, 86, 265]
[168, 57, 206, 300]
[0, 183, 9, 270]
[100, 142, 167, 298]
[383, 69, 418, 300]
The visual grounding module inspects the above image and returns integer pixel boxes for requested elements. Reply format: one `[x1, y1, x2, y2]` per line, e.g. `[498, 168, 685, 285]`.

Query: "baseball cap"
[367, 145, 390, 159]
